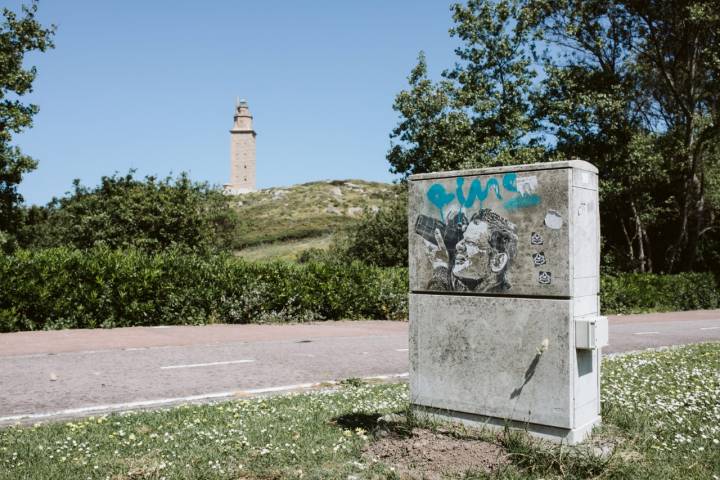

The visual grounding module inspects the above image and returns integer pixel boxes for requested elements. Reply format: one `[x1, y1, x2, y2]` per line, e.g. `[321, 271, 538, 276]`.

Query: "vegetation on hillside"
[229, 179, 397, 250]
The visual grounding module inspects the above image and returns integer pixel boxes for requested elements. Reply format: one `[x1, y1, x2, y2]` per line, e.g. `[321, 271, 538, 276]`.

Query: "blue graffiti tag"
[427, 183, 456, 221]
[502, 172, 518, 192]
[455, 177, 503, 208]
[426, 172, 540, 216]
[504, 194, 541, 210]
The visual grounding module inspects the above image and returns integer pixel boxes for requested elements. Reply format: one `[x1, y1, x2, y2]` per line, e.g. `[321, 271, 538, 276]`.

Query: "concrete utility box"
[408, 160, 605, 444]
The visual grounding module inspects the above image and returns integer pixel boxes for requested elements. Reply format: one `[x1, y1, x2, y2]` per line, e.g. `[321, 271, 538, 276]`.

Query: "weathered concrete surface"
[408, 161, 601, 444]
[410, 294, 575, 428]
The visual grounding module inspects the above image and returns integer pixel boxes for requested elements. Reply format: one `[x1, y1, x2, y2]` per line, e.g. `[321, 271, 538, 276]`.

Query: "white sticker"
[545, 210, 563, 229]
[578, 202, 587, 216]
[516, 175, 538, 196]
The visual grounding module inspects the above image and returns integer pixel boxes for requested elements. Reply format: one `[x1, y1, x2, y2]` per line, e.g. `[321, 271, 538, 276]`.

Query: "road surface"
[1, 310, 719, 425]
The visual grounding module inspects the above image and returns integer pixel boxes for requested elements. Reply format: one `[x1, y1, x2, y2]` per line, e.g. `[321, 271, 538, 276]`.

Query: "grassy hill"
[229, 179, 398, 261]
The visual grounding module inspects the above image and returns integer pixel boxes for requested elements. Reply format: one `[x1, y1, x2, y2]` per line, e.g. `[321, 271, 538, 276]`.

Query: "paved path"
[605, 309, 720, 353]
[1, 310, 719, 425]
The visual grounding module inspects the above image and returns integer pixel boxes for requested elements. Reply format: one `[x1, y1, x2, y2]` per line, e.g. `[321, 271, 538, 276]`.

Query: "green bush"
[341, 186, 408, 267]
[601, 272, 720, 314]
[303, 185, 408, 267]
[17, 172, 238, 254]
[0, 247, 408, 332]
[1, 247, 717, 333]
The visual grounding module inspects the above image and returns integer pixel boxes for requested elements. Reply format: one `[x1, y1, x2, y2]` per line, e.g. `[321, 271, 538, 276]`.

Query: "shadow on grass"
[332, 412, 382, 431]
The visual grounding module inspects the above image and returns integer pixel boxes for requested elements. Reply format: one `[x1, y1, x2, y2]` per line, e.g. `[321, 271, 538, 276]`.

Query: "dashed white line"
[632, 331, 660, 335]
[160, 360, 255, 370]
[0, 372, 409, 425]
[700, 326, 720, 331]
[0, 391, 238, 424]
[396, 348, 408, 352]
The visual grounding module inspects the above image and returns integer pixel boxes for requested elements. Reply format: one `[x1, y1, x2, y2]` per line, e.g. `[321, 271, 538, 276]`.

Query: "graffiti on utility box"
[410, 168, 571, 296]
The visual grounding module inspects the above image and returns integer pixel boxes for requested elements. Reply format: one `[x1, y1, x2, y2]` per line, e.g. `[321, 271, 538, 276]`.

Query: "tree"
[342, 186, 408, 267]
[527, 0, 720, 272]
[20, 172, 239, 255]
[0, 1, 54, 248]
[388, 0, 720, 273]
[388, 0, 544, 179]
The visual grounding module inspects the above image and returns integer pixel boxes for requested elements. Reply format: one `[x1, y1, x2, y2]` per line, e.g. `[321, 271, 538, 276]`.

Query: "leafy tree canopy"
[19, 172, 239, 255]
[389, 0, 720, 273]
[0, 1, 54, 247]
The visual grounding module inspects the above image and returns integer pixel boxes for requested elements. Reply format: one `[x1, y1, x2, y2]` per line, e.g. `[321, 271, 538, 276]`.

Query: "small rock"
[330, 187, 343, 197]
[49, 373, 58, 381]
[347, 207, 363, 216]
[326, 206, 342, 215]
[378, 413, 406, 425]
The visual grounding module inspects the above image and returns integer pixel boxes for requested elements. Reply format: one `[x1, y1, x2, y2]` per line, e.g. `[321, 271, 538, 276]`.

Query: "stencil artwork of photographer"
[419, 208, 518, 293]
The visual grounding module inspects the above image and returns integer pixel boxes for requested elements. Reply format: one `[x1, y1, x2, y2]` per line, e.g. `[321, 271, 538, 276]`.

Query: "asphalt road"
[1, 310, 719, 426]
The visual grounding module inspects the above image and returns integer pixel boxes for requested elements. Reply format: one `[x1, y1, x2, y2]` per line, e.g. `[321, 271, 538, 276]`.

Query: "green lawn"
[1, 343, 718, 479]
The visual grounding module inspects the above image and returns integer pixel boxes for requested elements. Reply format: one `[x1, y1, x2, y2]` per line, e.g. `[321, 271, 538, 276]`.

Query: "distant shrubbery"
[15, 172, 237, 254]
[1, 244, 717, 332]
[601, 272, 720, 314]
[299, 186, 408, 267]
[0, 247, 408, 332]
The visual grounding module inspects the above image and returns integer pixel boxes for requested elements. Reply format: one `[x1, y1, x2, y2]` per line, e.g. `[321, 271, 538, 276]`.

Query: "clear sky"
[11, 1, 461, 205]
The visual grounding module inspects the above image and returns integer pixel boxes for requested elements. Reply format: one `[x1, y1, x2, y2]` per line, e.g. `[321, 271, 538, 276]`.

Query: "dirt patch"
[364, 427, 509, 479]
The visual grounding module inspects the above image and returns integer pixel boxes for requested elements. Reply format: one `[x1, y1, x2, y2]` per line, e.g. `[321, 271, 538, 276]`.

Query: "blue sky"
[12, 1, 461, 205]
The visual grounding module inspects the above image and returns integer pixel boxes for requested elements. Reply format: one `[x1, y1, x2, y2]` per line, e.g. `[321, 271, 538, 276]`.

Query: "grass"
[1, 343, 719, 479]
[229, 179, 397, 253]
[234, 234, 334, 262]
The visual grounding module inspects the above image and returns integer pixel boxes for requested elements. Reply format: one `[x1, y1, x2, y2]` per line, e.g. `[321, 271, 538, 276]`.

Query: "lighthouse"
[224, 99, 256, 194]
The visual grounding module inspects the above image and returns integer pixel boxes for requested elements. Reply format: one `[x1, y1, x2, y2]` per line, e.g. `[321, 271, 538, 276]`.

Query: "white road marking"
[160, 360, 255, 370]
[396, 348, 408, 352]
[364, 372, 408, 380]
[700, 326, 720, 331]
[633, 331, 660, 335]
[0, 372, 409, 425]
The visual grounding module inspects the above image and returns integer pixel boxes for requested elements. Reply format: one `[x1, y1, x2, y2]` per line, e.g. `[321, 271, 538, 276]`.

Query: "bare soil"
[364, 427, 509, 479]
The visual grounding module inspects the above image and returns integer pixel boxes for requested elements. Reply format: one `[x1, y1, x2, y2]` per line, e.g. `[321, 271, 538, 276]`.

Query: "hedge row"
[0, 247, 407, 332]
[600, 272, 720, 314]
[1, 248, 718, 332]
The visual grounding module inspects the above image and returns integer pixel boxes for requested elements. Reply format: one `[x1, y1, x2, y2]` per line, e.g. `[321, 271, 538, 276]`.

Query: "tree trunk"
[620, 217, 635, 269]
[630, 200, 647, 273]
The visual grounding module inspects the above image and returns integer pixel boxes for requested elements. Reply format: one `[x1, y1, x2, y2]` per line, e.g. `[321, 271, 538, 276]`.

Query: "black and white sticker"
[538, 271, 552, 284]
[532, 252, 546, 266]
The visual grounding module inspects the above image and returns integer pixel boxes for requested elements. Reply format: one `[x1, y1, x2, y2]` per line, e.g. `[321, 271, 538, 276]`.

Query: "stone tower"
[224, 99, 256, 194]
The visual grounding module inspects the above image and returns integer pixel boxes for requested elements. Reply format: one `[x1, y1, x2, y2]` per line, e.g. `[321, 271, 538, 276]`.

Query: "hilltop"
[229, 179, 398, 261]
